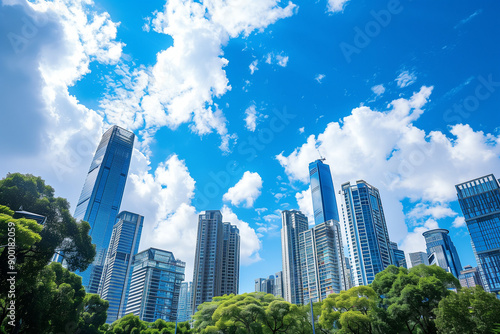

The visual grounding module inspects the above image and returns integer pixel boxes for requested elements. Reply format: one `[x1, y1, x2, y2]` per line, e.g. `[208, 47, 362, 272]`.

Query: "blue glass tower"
[176, 282, 193, 322]
[456, 174, 500, 294]
[309, 159, 339, 225]
[423, 229, 462, 277]
[390, 242, 407, 269]
[74, 125, 135, 293]
[98, 211, 143, 323]
[341, 180, 393, 286]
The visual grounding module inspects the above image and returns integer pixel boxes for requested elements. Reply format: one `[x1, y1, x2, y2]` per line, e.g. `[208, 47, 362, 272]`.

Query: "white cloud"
[315, 74, 326, 83]
[223, 171, 263, 208]
[249, 59, 259, 74]
[296, 187, 314, 224]
[221, 205, 262, 264]
[395, 70, 417, 88]
[452, 216, 466, 228]
[264, 52, 289, 67]
[244, 105, 258, 131]
[408, 203, 458, 220]
[276, 54, 289, 67]
[371, 84, 385, 96]
[277, 86, 500, 251]
[299, 127, 305, 134]
[327, 0, 349, 13]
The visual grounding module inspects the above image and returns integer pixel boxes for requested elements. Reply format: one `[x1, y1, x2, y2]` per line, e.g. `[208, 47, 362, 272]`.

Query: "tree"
[435, 287, 500, 334]
[371, 264, 460, 334]
[212, 294, 265, 334]
[78, 293, 110, 333]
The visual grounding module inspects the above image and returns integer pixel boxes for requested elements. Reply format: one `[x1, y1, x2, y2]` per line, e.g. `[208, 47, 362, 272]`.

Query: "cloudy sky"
[1, 0, 499, 293]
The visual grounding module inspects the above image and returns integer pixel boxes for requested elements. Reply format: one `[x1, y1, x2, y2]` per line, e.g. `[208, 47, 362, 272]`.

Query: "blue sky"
[1, 0, 499, 294]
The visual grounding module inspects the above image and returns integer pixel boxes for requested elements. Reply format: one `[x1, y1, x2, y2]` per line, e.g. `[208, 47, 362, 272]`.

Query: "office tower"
[423, 229, 462, 277]
[281, 210, 309, 304]
[456, 175, 500, 294]
[390, 242, 407, 269]
[299, 220, 348, 304]
[274, 271, 283, 298]
[74, 125, 135, 293]
[341, 180, 393, 286]
[98, 211, 143, 323]
[254, 276, 275, 294]
[126, 248, 185, 323]
[459, 265, 483, 289]
[409, 252, 429, 267]
[177, 282, 193, 323]
[344, 258, 353, 290]
[309, 159, 339, 225]
[221, 222, 240, 296]
[255, 278, 265, 292]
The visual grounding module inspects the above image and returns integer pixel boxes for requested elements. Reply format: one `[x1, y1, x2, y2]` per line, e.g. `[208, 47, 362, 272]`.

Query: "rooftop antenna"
[316, 148, 326, 162]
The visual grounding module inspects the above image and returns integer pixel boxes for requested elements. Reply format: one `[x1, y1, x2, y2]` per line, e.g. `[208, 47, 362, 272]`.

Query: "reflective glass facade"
[74, 126, 134, 293]
[459, 265, 483, 289]
[390, 242, 407, 269]
[126, 248, 185, 323]
[341, 180, 393, 286]
[423, 229, 462, 277]
[274, 271, 283, 298]
[281, 210, 309, 304]
[309, 160, 339, 225]
[221, 222, 240, 296]
[456, 174, 500, 294]
[299, 220, 348, 304]
[98, 211, 143, 323]
[177, 282, 193, 323]
[409, 251, 429, 267]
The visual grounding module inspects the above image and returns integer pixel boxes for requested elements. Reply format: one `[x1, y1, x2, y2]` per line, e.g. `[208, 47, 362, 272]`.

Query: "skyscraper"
[390, 242, 407, 269]
[177, 282, 193, 323]
[409, 251, 429, 267]
[98, 211, 143, 323]
[74, 125, 135, 293]
[254, 276, 274, 294]
[281, 210, 309, 304]
[456, 174, 500, 295]
[274, 271, 284, 298]
[309, 159, 339, 225]
[192, 211, 240, 313]
[423, 228, 462, 277]
[459, 265, 483, 289]
[341, 180, 393, 286]
[221, 222, 240, 296]
[299, 220, 348, 304]
[126, 248, 185, 323]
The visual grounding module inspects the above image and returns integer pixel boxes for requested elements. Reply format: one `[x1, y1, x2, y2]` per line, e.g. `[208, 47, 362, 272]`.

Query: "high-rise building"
[254, 276, 274, 294]
[74, 125, 135, 293]
[341, 180, 393, 286]
[459, 265, 483, 289]
[98, 211, 143, 323]
[192, 211, 240, 313]
[221, 222, 240, 296]
[409, 252, 429, 267]
[274, 271, 284, 298]
[126, 248, 185, 323]
[390, 242, 407, 269]
[299, 220, 348, 304]
[177, 282, 193, 323]
[281, 210, 309, 304]
[309, 159, 339, 225]
[456, 174, 500, 294]
[423, 229, 462, 277]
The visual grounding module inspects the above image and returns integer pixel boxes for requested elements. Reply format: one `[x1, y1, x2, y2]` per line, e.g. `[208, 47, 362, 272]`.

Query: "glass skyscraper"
[281, 209, 309, 304]
[221, 222, 240, 296]
[126, 248, 185, 323]
[341, 180, 393, 286]
[274, 271, 283, 298]
[423, 228, 462, 277]
[177, 282, 193, 323]
[456, 174, 500, 294]
[390, 242, 407, 269]
[309, 159, 339, 225]
[409, 251, 429, 267]
[74, 125, 135, 293]
[299, 220, 348, 304]
[98, 211, 143, 323]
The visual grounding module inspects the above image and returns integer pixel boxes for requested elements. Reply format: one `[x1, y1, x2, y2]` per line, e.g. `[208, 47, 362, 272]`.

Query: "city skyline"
[1, 0, 500, 295]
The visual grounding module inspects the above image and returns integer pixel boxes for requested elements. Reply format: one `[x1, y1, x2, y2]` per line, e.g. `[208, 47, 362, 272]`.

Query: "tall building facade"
[423, 229, 462, 277]
[299, 220, 348, 304]
[254, 276, 274, 294]
[192, 211, 240, 313]
[98, 211, 143, 323]
[309, 159, 339, 225]
[221, 222, 240, 296]
[274, 271, 283, 298]
[341, 180, 393, 286]
[459, 265, 483, 289]
[390, 242, 407, 269]
[456, 174, 500, 294]
[74, 125, 135, 293]
[409, 251, 429, 267]
[177, 282, 193, 323]
[126, 248, 185, 323]
[281, 210, 309, 304]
